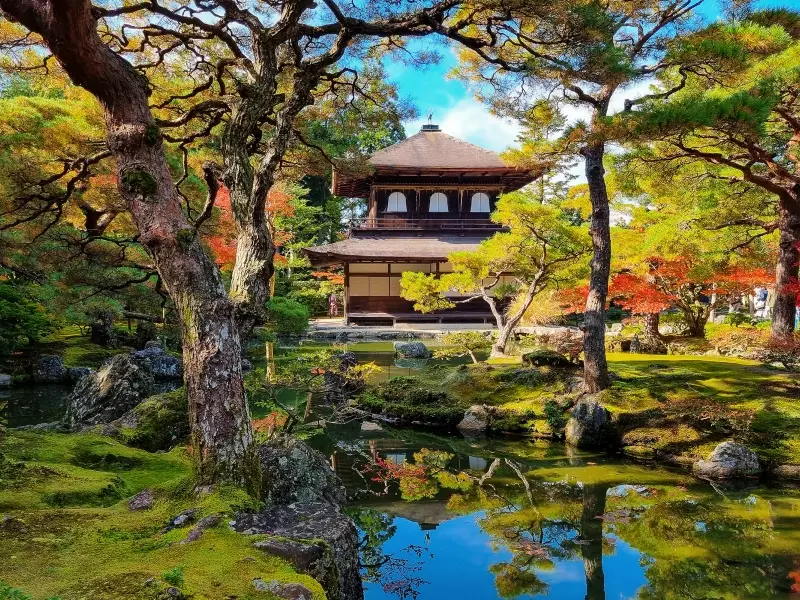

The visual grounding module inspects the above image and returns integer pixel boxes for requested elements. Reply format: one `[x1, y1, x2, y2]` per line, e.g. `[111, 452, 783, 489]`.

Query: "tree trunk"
[580, 484, 608, 600]
[6, 0, 259, 491]
[643, 313, 661, 340]
[491, 324, 514, 358]
[772, 196, 800, 336]
[581, 141, 611, 392]
[90, 310, 116, 347]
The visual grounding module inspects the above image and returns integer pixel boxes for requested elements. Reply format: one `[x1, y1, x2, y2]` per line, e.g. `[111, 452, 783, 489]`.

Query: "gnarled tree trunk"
[581, 139, 611, 392]
[772, 196, 800, 336]
[643, 312, 661, 340]
[3, 0, 258, 491]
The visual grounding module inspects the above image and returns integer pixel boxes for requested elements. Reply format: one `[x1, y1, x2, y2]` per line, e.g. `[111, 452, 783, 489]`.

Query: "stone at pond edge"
[693, 441, 761, 479]
[65, 353, 154, 427]
[257, 435, 346, 508]
[233, 500, 363, 600]
[0, 373, 11, 388]
[252, 579, 313, 600]
[128, 489, 154, 511]
[67, 366, 93, 383]
[565, 398, 618, 449]
[393, 341, 431, 358]
[457, 405, 490, 433]
[183, 514, 221, 543]
[34, 355, 68, 383]
[106, 389, 188, 451]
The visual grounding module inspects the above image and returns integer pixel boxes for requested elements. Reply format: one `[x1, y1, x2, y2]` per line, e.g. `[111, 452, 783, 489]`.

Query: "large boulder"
[33, 355, 68, 383]
[132, 346, 183, 380]
[0, 373, 11, 388]
[107, 389, 188, 451]
[258, 435, 346, 508]
[65, 353, 154, 427]
[233, 501, 363, 600]
[565, 398, 618, 449]
[68, 366, 93, 383]
[393, 341, 431, 359]
[693, 441, 761, 479]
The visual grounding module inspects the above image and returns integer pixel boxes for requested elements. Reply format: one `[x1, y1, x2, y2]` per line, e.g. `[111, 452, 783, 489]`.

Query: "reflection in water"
[309, 427, 800, 600]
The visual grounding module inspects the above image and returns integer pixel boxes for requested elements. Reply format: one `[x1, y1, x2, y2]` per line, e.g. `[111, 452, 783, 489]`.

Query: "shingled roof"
[369, 126, 508, 169]
[304, 235, 485, 267]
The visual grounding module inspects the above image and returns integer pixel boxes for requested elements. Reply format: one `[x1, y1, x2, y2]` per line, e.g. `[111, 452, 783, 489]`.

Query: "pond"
[3, 342, 800, 599]
[309, 423, 800, 600]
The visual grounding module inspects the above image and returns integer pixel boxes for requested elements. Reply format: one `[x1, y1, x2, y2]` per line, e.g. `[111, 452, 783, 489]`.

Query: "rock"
[522, 349, 573, 368]
[107, 389, 188, 451]
[774, 464, 800, 480]
[1, 515, 28, 534]
[163, 508, 198, 532]
[65, 354, 154, 427]
[393, 341, 431, 359]
[67, 366, 93, 383]
[360, 421, 383, 432]
[258, 435, 346, 508]
[457, 405, 490, 433]
[693, 441, 761, 479]
[14, 421, 65, 432]
[161, 587, 183, 599]
[183, 514, 221, 543]
[34, 355, 68, 383]
[235, 501, 363, 600]
[132, 346, 184, 380]
[394, 357, 429, 370]
[242, 358, 253, 372]
[144, 339, 162, 349]
[0, 374, 11, 388]
[565, 398, 617, 449]
[136, 321, 158, 349]
[252, 579, 313, 600]
[128, 489, 155, 511]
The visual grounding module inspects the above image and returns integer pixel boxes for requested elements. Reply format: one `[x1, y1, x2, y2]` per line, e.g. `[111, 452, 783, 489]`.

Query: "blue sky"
[386, 0, 796, 153]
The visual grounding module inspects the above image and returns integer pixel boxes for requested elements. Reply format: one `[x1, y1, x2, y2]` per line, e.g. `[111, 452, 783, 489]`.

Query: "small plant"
[162, 565, 185, 588]
[723, 312, 753, 327]
[433, 331, 492, 364]
[543, 399, 568, 432]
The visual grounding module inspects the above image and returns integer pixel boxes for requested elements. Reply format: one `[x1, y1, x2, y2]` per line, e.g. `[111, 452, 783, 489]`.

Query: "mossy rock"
[109, 389, 189, 452]
[522, 349, 573, 368]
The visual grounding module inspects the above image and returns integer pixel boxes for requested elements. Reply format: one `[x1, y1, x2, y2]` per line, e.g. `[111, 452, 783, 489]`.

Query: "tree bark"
[581, 140, 611, 392]
[772, 196, 800, 336]
[643, 313, 661, 340]
[3, 0, 259, 491]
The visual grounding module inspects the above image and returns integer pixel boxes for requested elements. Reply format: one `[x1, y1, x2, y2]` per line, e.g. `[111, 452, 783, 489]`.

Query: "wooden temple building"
[304, 123, 539, 326]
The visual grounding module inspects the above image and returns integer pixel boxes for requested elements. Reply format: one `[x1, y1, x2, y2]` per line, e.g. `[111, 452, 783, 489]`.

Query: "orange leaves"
[312, 270, 344, 285]
[557, 284, 590, 314]
[610, 272, 673, 314]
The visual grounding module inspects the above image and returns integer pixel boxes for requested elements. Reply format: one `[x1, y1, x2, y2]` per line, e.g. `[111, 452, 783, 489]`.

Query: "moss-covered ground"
[0, 431, 324, 599]
[356, 353, 800, 468]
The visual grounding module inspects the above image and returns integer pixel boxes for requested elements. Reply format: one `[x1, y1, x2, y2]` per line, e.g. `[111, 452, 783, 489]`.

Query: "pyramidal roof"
[369, 125, 508, 169]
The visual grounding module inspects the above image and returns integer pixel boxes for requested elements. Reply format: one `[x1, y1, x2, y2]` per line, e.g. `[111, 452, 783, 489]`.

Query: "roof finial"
[427, 110, 433, 124]
[421, 111, 440, 132]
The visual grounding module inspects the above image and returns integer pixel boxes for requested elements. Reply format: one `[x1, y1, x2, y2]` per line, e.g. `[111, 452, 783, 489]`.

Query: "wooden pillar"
[343, 262, 350, 325]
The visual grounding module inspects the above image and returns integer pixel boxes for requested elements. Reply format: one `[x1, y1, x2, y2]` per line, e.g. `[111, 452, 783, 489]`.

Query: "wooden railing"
[350, 216, 505, 231]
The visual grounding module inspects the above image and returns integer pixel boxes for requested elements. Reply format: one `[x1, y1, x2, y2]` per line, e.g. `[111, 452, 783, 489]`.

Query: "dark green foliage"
[0, 282, 59, 354]
[161, 565, 185, 588]
[723, 312, 754, 327]
[144, 124, 160, 146]
[543, 399, 568, 432]
[265, 297, 309, 334]
[357, 377, 466, 427]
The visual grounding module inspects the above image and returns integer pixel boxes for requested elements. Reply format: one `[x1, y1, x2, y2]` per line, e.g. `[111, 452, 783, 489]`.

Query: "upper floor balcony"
[349, 215, 507, 234]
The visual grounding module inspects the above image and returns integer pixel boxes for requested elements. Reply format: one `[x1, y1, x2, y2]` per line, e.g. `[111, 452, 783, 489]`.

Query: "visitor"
[329, 292, 339, 317]
[754, 287, 768, 318]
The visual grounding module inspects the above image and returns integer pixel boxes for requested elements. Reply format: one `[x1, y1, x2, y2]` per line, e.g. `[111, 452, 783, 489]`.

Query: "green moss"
[121, 170, 157, 197]
[115, 389, 189, 452]
[0, 432, 325, 599]
[144, 124, 160, 146]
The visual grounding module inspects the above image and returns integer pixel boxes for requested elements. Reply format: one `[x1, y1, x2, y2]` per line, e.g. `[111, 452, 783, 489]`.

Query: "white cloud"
[404, 97, 521, 153]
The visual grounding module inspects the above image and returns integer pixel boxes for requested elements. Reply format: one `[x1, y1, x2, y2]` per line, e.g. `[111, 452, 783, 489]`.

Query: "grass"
[0, 431, 324, 599]
[356, 352, 800, 467]
[42, 326, 126, 367]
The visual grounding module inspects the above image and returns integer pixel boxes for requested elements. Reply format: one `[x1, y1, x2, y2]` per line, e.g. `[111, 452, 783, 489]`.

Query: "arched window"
[471, 192, 491, 212]
[386, 191, 407, 212]
[429, 192, 448, 213]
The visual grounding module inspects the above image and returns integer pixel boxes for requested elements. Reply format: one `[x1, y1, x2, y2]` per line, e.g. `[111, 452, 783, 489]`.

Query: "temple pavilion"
[304, 123, 539, 326]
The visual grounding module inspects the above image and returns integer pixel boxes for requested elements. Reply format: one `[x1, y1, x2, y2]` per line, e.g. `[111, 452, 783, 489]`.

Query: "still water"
[310, 423, 800, 600]
[3, 342, 800, 599]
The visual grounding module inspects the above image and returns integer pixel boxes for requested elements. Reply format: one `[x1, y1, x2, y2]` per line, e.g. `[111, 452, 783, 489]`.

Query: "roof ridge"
[435, 131, 506, 160]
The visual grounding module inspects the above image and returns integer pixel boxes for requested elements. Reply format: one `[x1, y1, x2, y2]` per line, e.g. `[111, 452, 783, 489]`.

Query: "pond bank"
[350, 352, 800, 482]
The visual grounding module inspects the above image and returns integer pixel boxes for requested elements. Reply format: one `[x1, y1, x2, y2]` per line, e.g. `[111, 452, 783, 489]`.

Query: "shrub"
[723, 312, 754, 327]
[434, 331, 492, 363]
[265, 296, 309, 334]
[162, 565, 185, 588]
[532, 331, 583, 362]
[0, 282, 58, 354]
[543, 399, 568, 432]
